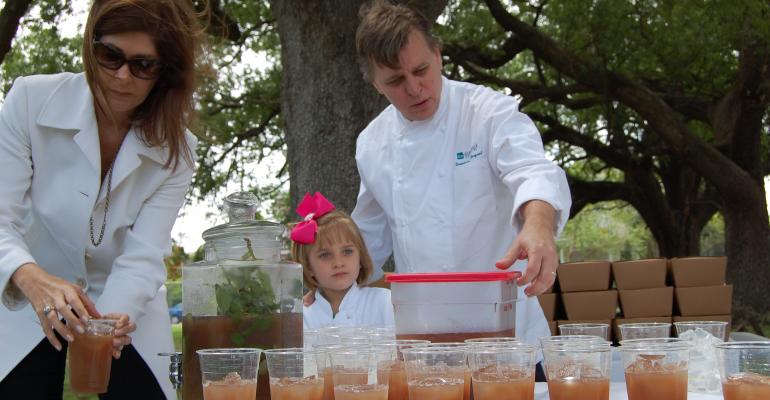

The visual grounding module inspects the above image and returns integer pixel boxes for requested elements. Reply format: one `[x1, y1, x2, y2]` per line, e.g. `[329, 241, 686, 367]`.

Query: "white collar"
[316, 283, 361, 316]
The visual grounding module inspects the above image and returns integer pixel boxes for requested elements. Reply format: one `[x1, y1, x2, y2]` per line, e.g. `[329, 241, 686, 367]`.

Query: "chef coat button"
[75, 277, 87, 288]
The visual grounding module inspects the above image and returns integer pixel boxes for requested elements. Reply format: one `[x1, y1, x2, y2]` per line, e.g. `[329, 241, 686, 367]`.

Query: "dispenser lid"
[385, 271, 520, 283]
[201, 192, 285, 242]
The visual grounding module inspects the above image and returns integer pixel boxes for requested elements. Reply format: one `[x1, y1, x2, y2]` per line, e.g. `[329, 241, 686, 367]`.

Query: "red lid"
[385, 271, 520, 283]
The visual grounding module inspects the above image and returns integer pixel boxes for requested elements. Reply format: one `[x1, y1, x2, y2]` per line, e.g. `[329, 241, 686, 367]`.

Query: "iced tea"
[382, 360, 407, 400]
[68, 320, 115, 394]
[270, 377, 324, 400]
[203, 376, 258, 400]
[546, 377, 609, 400]
[183, 313, 302, 400]
[408, 377, 464, 400]
[334, 384, 388, 400]
[625, 369, 688, 400]
[473, 375, 534, 400]
[722, 373, 770, 400]
[323, 367, 334, 400]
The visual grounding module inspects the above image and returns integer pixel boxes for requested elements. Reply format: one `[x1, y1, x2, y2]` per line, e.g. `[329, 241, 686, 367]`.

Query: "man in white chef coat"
[349, 0, 572, 360]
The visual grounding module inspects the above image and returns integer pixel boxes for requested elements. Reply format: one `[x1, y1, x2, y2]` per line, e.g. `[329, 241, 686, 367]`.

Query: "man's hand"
[495, 200, 558, 297]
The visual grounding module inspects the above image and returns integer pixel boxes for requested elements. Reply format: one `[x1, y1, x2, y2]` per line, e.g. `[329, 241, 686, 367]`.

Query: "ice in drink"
[722, 372, 770, 400]
[546, 377, 609, 400]
[334, 384, 388, 400]
[269, 377, 324, 400]
[68, 319, 116, 394]
[408, 377, 464, 400]
[203, 373, 258, 400]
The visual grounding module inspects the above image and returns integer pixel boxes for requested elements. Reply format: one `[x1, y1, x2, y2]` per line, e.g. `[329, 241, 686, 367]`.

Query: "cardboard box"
[548, 320, 558, 336]
[613, 316, 673, 341]
[619, 287, 674, 318]
[669, 257, 727, 287]
[557, 319, 613, 340]
[612, 259, 667, 289]
[675, 285, 733, 316]
[557, 261, 611, 292]
[537, 293, 559, 321]
[672, 315, 732, 337]
[562, 290, 618, 320]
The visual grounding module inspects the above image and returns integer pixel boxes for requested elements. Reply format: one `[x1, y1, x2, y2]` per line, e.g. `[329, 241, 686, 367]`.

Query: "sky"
[6, 1, 770, 251]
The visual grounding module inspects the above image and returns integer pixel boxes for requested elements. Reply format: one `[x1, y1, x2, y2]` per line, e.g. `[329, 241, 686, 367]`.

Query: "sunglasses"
[92, 40, 165, 80]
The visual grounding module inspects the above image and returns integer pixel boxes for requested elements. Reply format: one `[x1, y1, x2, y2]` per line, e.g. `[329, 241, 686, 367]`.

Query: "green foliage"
[166, 280, 183, 307]
[559, 201, 657, 261]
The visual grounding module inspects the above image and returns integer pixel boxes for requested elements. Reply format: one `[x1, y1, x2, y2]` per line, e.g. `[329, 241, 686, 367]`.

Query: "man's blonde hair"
[290, 210, 374, 291]
[355, 0, 441, 82]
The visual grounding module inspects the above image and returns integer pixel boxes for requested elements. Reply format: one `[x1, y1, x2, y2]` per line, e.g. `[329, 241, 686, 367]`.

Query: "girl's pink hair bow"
[290, 192, 336, 244]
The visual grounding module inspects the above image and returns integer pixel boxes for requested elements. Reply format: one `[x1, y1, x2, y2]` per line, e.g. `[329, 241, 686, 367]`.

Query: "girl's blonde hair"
[290, 210, 374, 291]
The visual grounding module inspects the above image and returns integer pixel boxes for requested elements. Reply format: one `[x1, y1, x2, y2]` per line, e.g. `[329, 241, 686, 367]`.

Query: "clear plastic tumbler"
[543, 341, 611, 400]
[715, 341, 770, 400]
[329, 348, 393, 400]
[559, 323, 610, 341]
[402, 346, 468, 400]
[264, 348, 324, 400]
[468, 343, 537, 400]
[197, 348, 262, 400]
[68, 318, 118, 394]
[620, 338, 690, 400]
[618, 322, 671, 340]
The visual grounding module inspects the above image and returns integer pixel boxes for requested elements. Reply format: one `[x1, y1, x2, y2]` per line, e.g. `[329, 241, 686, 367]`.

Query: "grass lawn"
[62, 324, 183, 400]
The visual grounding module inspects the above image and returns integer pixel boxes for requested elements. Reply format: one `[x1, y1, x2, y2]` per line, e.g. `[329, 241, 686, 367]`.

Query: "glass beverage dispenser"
[181, 192, 303, 400]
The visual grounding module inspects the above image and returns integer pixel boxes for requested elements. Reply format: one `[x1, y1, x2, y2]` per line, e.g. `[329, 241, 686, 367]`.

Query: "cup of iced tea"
[68, 318, 118, 394]
[330, 347, 393, 400]
[620, 338, 690, 400]
[542, 340, 611, 400]
[402, 345, 468, 400]
[559, 323, 610, 341]
[468, 343, 537, 400]
[674, 321, 728, 341]
[264, 348, 324, 400]
[715, 341, 770, 400]
[618, 323, 671, 340]
[372, 340, 431, 400]
[197, 348, 262, 400]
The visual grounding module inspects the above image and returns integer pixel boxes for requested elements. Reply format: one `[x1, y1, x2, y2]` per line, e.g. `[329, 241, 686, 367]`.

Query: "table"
[533, 382, 723, 399]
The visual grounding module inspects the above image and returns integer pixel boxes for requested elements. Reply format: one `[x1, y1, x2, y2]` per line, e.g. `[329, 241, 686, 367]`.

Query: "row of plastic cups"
[557, 321, 729, 341]
[539, 335, 770, 399]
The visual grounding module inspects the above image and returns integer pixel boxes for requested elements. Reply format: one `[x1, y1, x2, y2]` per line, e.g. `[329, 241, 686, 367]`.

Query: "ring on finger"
[42, 305, 55, 315]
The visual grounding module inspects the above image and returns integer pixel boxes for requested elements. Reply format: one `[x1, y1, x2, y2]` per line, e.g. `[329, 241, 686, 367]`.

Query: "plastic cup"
[543, 341, 611, 400]
[68, 318, 118, 394]
[620, 338, 690, 400]
[330, 348, 393, 400]
[539, 335, 605, 348]
[674, 321, 728, 341]
[468, 343, 537, 400]
[264, 348, 324, 400]
[559, 323, 610, 341]
[402, 346, 468, 400]
[716, 341, 770, 400]
[197, 348, 262, 400]
[618, 322, 671, 340]
[313, 343, 369, 400]
[372, 340, 430, 400]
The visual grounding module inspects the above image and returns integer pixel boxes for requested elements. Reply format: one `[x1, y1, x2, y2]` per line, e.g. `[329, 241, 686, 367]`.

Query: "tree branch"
[482, 0, 758, 205]
[0, 0, 34, 65]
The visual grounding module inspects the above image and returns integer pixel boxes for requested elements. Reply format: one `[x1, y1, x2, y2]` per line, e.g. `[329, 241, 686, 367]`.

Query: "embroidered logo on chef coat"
[456, 143, 483, 166]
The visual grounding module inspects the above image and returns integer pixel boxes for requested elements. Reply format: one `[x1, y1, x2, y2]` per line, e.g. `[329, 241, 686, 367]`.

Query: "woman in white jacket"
[0, 1, 202, 398]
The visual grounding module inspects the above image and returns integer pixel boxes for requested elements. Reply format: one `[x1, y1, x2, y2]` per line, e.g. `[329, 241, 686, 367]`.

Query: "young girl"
[290, 192, 395, 330]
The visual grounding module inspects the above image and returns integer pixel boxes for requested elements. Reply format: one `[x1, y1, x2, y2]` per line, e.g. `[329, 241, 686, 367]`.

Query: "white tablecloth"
[533, 382, 722, 399]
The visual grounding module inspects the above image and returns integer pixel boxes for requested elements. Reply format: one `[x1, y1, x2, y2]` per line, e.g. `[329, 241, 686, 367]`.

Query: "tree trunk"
[723, 198, 770, 314]
[0, 0, 34, 65]
[271, 0, 448, 212]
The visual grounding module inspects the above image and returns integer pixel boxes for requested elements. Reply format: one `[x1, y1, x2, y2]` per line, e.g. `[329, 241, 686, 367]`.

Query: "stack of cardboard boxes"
[613, 258, 673, 339]
[537, 257, 732, 341]
[554, 261, 617, 338]
[670, 257, 732, 332]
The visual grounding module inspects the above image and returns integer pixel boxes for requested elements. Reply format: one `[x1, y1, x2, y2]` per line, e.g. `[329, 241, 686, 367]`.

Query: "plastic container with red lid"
[385, 271, 521, 341]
